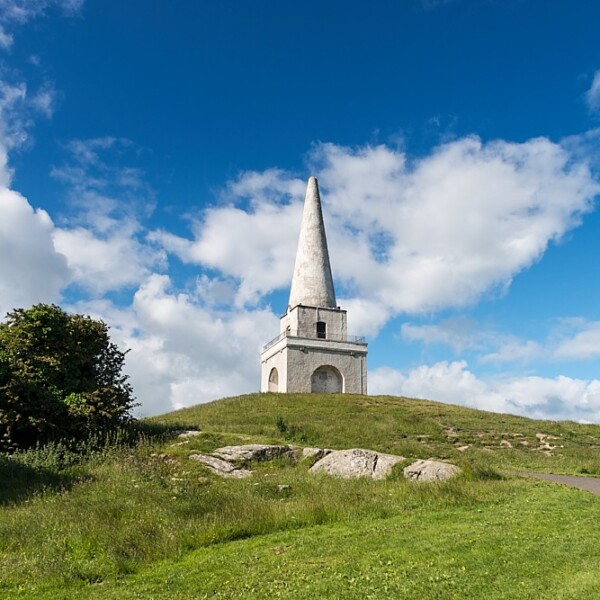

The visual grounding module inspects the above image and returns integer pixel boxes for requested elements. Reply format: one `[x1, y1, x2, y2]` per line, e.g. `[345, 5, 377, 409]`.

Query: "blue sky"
[1, 0, 600, 420]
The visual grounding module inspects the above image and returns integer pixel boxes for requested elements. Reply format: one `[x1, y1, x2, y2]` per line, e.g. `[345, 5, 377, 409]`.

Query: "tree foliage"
[0, 304, 135, 449]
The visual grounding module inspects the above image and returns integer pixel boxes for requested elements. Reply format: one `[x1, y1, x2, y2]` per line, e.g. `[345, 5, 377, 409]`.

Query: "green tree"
[0, 304, 135, 449]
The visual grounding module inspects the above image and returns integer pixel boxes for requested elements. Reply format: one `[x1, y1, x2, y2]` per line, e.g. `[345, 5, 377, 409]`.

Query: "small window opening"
[316, 321, 326, 339]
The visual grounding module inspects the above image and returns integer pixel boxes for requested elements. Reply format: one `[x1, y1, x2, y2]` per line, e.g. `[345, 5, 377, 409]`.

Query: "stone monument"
[260, 176, 368, 393]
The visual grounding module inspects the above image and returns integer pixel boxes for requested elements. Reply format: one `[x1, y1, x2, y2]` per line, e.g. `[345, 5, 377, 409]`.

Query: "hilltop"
[2, 393, 600, 599]
[151, 392, 600, 475]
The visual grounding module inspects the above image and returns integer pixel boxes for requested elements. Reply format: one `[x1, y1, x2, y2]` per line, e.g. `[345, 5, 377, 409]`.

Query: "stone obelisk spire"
[288, 176, 337, 309]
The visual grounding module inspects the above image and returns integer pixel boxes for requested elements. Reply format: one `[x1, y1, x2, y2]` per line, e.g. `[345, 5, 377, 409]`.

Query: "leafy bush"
[0, 304, 136, 449]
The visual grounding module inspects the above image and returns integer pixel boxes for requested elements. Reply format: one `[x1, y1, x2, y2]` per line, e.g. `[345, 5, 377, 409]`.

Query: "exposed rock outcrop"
[189, 453, 252, 478]
[309, 448, 405, 480]
[212, 444, 297, 463]
[188, 443, 460, 484]
[300, 447, 332, 461]
[403, 459, 461, 482]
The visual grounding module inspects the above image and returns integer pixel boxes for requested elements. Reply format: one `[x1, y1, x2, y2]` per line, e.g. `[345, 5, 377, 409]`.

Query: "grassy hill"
[2, 393, 600, 599]
[151, 392, 600, 475]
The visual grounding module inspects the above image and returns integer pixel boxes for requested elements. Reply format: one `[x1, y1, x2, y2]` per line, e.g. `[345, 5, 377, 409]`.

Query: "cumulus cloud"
[318, 138, 597, 315]
[154, 137, 599, 331]
[71, 274, 279, 416]
[586, 70, 600, 113]
[370, 361, 600, 422]
[53, 217, 163, 294]
[338, 297, 390, 337]
[0, 185, 70, 317]
[150, 169, 306, 306]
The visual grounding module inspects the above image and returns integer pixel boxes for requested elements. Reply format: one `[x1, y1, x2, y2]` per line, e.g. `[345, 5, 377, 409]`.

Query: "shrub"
[0, 304, 135, 449]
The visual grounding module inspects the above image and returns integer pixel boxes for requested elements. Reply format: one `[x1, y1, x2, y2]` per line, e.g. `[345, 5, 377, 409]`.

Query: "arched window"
[316, 321, 326, 339]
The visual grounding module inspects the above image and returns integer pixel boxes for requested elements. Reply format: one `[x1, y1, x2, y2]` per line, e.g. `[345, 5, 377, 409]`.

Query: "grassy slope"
[3, 392, 600, 599]
[152, 392, 600, 475]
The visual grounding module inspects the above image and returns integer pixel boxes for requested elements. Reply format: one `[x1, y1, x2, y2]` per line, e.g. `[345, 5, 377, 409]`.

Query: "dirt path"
[513, 471, 600, 497]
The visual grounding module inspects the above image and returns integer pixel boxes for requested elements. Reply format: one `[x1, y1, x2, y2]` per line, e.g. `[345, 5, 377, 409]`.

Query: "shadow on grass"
[0, 454, 79, 505]
[0, 423, 185, 507]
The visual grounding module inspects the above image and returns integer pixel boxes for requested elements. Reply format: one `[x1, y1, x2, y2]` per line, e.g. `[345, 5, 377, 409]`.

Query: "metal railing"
[262, 329, 366, 352]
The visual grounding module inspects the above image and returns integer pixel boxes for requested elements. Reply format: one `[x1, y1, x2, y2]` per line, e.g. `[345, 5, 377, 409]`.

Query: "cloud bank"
[370, 361, 600, 423]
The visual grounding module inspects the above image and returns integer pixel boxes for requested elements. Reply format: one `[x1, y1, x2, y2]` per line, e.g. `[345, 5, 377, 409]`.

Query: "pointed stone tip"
[306, 176, 320, 199]
[288, 175, 336, 309]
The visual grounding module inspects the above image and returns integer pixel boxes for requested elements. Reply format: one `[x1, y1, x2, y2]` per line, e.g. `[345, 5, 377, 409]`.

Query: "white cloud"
[319, 138, 597, 315]
[400, 317, 600, 366]
[0, 77, 70, 317]
[51, 137, 164, 293]
[155, 137, 599, 333]
[29, 82, 56, 118]
[0, 79, 58, 156]
[401, 318, 544, 364]
[53, 218, 164, 294]
[71, 274, 279, 416]
[0, 186, 70, 317]
[339, 297, 390, 337]
[586, 70, 600, 113]
[370, 361, 600, 422]
[554, 320, 600, 360]
[0, 0, 84, 49]
[150, 169, 307, 306]
[401, 318, 481, 352]
[479, 340, 542, 364]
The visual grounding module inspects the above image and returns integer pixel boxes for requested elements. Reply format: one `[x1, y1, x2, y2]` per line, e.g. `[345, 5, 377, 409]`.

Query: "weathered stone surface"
[259, 176, 368, 396]
[301, 447, 332, 461]
[189, 453, 252, 478]
[403, 459, 461, 482]
[372, 452, 406, 480]
[212, 444, 296, 463]
[288, 176, 336, 310]
[309, 448, 404, 480]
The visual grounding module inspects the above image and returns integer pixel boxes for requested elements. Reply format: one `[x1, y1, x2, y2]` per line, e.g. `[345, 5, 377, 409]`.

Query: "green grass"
[152, 392, 600, 475]
[2, 392, 600, 598]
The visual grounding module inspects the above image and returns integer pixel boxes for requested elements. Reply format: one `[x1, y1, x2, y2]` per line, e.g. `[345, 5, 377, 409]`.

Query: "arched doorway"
[268, 367, 279, 392]
[311, 365, 343, 393]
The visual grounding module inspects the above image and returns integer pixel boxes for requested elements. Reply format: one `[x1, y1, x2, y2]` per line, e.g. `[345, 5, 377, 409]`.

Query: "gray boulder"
[300, 447, 333, 462]
[403, 459, 461, 482]
[189, 453, 252, 479]
[373, 452, 406, 480]
[212, 444, 297, 463]
[309, 448, 405, 480]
